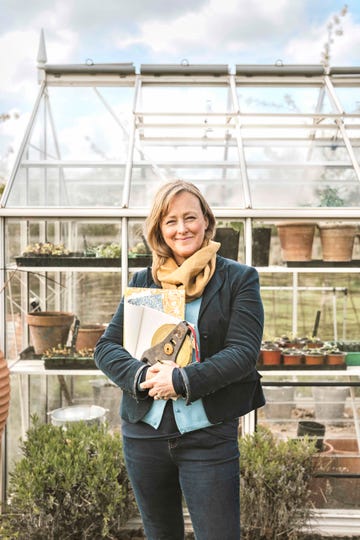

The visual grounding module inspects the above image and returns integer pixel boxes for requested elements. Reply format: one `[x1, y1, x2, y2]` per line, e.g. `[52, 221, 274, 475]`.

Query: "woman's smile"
[161, 191, 209, 265]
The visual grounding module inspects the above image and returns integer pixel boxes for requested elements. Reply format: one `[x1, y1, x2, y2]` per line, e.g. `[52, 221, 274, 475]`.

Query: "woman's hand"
[140, 361, 179, 400]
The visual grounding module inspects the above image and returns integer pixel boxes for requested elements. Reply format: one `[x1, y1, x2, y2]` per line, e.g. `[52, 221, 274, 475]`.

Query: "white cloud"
[0, 30, 39, 96]
[115, 0, 308, 58]
[285, 13, 360, 65]
[1, 0, 359, 182]
[0, 26, 77, 106]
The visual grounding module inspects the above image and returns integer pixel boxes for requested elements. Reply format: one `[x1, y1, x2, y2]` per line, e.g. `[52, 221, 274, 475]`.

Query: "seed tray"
[43, 356, 97, 370]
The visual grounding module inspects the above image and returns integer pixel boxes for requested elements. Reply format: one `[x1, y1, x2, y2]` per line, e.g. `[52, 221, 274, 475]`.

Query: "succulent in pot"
[305, 336, 324, 349]
[320, 344, 346, 366]
[260, 341, 282, 366]
[302, 347, 326, 366]
[282, 347, 303, 366]
[23, 242, 70, 257]
[93, 242, 121, 258]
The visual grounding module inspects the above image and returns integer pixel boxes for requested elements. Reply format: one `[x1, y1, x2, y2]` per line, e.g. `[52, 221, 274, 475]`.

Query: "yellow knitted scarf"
[157, 241, 220, 302]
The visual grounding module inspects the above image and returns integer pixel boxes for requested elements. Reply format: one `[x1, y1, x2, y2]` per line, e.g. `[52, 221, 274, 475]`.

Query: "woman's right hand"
[141, 361, 178, 399]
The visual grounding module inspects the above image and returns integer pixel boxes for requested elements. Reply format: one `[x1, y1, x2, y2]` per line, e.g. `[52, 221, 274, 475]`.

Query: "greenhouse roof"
[1, 40, 360, 216]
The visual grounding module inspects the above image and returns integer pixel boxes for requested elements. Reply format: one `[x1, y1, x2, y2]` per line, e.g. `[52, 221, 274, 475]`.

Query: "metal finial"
[37, 28, 47, 64]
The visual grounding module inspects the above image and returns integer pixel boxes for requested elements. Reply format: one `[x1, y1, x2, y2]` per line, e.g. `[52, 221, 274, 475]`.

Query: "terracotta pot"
[282, 352, 303, 366]
[315, 439, 360, 508]
[304, 353, 325, 366]
[306, 340, 324, 349]
[319, 224, 357, 262]
[26, 311, 75, 354]
[326, 352, 346, 366]
[261, 349, 282, 366]
[0, 350, 10, 444]
[76, 324, 106, 352]
[277, 222, 315, 262]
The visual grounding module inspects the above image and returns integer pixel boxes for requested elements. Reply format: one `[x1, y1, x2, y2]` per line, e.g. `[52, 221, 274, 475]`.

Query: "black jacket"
[95, 255, 265, 424]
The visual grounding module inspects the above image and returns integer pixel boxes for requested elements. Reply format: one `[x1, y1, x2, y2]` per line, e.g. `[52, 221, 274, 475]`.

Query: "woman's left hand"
[140, 361, 178, 400]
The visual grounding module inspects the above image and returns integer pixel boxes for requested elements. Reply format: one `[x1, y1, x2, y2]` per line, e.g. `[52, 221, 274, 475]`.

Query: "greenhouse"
[1, 33, 360, 536]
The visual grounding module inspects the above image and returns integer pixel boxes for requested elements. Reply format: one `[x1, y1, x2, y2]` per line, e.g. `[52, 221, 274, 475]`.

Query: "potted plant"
[281, 347, 303, 366]
[239, 426, 317, 539]
[305, 336, 324, 349]
[302, 347, 326, 366]
[91, 242, 121, 258]
[320, 344, 346, 366]
[16, 242, 72, 266]
[259, 341, 282, 366]
[275, 334, 302, 349]
[0, 416, 137, 538]
[22, 241, 71, 257]
[128, 240, 152, 267]
[42, 344, 96, 369]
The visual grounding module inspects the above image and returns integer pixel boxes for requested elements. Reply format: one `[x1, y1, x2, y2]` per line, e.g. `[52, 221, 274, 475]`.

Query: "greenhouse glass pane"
[134, 140, 238, 163]
[244, 140, 351, 164]
[129, 164, 243, 207]
[237, 85, 334, 114]
[139, 85, 231, 113]
[43, 87, 134, 161]
[130, 102, 245, 206]
[333, 87, 360, 114]
[136, 115, 236, 142]
[6, 166, 125, 207]
[248, 166, 360, 208]
[6, 85, 134, 207]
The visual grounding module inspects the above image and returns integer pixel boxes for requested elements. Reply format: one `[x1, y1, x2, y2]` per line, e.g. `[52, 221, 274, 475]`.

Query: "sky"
[1, 0, 359, 183]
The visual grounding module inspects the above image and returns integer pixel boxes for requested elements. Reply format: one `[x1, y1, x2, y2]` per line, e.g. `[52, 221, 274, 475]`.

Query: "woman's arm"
[94, 272, 150, 398]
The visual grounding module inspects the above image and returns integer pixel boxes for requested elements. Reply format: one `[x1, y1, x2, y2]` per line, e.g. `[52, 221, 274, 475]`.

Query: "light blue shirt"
[141, 297, 214, 434]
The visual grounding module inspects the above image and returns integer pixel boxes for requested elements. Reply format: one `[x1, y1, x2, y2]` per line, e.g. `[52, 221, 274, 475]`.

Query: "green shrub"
[0, 417, 136, 539]
[240, 427, 317, 540]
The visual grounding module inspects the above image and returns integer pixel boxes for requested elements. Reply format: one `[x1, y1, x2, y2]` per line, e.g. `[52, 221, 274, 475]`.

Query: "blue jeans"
[123, 429, 240, 540]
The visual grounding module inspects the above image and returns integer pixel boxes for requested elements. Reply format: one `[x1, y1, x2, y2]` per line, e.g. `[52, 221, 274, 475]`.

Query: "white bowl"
[50, 404, 107, 426]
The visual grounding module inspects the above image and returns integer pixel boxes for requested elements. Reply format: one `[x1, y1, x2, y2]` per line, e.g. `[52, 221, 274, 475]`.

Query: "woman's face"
[160, 191, 209, 265]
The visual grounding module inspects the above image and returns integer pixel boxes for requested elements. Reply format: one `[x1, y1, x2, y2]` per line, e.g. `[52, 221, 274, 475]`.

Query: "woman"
[95, 180, 265, 540]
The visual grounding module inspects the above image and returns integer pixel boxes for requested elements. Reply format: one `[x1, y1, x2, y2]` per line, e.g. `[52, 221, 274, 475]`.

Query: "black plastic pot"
[214, 228, 240, 260]
[252, 227, 271, 266]
[297, 420, 325, 452]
